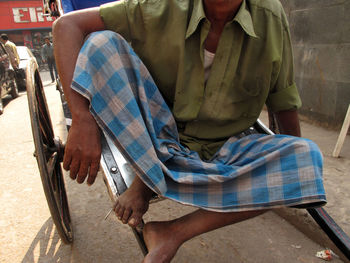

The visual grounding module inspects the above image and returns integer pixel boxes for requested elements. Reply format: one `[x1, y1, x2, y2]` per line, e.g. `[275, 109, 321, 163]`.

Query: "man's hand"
[63, 113, 101, 185]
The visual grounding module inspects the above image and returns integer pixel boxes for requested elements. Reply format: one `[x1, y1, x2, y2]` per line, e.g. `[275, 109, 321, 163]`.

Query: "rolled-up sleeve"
[266, 24, 302, 113]
[267, 83, 301, 112]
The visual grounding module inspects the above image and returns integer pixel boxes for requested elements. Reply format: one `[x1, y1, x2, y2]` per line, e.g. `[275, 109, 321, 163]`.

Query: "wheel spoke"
[47, 152, 58, 189]
[47, 152, 71, 227]
[58, 184, 71, 232]
[36, 91, 54, 146]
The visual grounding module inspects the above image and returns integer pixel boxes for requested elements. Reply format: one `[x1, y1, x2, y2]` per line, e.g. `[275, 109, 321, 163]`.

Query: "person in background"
[41, 36, 58, 82]
[0, 34, 19, 70]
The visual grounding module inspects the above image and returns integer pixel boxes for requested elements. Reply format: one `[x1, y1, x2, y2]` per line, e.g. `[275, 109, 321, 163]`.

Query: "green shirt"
[100, 0, 301, 158]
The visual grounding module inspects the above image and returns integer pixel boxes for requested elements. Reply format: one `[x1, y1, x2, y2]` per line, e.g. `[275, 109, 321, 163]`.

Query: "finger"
[121, 208, 132, 224]
[62, 151, 72, 171]
[87, 162, 99, 186]
[69, 159, 80, 180]
[76, 161, 89, 184]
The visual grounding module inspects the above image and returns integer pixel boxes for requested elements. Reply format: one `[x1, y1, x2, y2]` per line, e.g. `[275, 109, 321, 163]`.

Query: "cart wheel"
[27, 70, 73, 244]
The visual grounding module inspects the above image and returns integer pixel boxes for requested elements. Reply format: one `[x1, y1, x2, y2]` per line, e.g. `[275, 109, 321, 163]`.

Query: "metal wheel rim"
[27, 71, 73, 243]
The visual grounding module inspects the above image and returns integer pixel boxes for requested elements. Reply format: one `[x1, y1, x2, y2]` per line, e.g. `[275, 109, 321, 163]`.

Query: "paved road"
[0, 70, 345, 262]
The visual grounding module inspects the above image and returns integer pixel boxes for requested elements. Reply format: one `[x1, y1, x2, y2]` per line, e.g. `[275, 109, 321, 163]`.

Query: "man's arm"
[53, 8, 106, 185]
[274, 109, 301, 137]
[266, 9, 302, 138]
[4, 45, 16, 66]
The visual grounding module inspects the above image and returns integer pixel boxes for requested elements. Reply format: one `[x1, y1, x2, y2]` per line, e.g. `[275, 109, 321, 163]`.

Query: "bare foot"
[114, 176, 154, 227]
[143, 221, 183, 263]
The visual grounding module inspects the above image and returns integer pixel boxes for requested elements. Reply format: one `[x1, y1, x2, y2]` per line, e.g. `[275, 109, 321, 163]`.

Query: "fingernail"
[129, 218, 135, 225]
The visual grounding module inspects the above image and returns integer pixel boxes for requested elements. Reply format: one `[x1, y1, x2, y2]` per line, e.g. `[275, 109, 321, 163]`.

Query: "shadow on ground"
[21, 218, 72, 263]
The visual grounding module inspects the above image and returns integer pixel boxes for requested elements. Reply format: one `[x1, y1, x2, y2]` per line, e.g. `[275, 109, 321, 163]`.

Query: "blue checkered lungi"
[71, 31, 326, 212]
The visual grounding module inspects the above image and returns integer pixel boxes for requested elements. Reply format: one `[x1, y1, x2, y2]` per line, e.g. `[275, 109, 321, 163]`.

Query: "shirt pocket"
[230, 74, 264, 103]
[216, 74, 268, 120]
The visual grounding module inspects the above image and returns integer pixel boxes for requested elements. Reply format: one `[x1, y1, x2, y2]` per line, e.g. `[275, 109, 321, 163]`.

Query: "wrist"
[72, 110, 96, 125]
[71, 113, 101, 138]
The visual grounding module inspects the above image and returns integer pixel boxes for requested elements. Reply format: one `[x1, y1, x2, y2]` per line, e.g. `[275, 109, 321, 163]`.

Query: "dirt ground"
[0, 71, 348, 263]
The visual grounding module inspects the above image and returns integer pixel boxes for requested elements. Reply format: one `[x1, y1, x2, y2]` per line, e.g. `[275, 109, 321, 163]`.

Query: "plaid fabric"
[71, 31, 326, 212]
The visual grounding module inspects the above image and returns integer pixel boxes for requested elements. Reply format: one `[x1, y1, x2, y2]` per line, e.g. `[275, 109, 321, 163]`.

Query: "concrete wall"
[280, 0, 350, 128]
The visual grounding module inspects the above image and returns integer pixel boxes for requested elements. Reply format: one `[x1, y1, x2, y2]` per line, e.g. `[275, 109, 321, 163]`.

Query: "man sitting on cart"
[53, 0, 326, 262]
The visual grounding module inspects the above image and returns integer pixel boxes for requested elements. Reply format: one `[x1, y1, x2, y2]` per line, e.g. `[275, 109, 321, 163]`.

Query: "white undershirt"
[204, 49, 215, 82]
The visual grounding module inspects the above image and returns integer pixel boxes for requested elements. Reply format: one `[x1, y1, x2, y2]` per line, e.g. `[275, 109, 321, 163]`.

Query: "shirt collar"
[233, 0, 258, 38]
[185, 0, 258, 39]
[185, 0, 206, 39]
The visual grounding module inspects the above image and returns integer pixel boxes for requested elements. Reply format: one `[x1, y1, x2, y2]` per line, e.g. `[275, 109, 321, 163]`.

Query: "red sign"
[0, 0, 54, 30]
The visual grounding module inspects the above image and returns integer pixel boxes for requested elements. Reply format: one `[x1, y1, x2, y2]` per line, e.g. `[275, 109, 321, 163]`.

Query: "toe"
[122, 208, 132, 224]
[128, 212, 142, 228]
[113, 203, 120, 214]
[116, 206, 125, 221]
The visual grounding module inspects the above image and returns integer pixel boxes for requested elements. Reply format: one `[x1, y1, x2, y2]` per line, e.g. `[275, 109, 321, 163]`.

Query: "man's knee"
[294, 137, 321, 153]
[84, 30, 129, 51]
[290, 137, 323, 168]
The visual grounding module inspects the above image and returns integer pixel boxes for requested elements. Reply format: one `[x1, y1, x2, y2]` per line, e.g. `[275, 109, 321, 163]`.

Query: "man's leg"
[72, 30, 177, 228]
[52, 59, 58, 79]
[114, 175, 154, 227]
[48, 59, 55, 82]
[143, 208, 266, 263]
